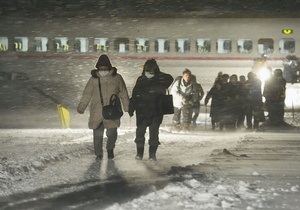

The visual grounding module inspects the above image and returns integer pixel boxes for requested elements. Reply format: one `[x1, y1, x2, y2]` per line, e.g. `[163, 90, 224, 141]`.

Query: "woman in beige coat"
[77, 54, 130, 160]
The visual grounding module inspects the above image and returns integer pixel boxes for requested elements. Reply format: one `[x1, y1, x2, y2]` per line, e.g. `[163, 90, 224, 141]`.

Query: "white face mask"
[145, 72, 155, 79]
[98, 70, 110, 76]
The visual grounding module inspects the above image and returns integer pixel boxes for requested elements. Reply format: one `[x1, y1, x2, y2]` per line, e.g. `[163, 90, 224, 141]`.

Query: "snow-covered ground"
[1, 2, 300, 208]
[0, 116, 299, 209]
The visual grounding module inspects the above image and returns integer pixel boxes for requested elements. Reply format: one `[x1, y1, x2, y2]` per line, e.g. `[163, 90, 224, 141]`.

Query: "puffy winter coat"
[77, 68, 129, 129]
[170, 78, 198, 109]
[129, 72, 173, 126]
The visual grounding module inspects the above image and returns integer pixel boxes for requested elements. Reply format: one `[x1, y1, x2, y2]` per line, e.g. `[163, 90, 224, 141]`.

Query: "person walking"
[237, 75, 247, 129]
[191, 82, 204, 125]
[77, 54, 130, 160]
[244, 72, 264, 131]
[170, 69, 198, 130]
[263, 69, 286, 126]
[204, 79, 227, 130]
[129, 58, 173, 161]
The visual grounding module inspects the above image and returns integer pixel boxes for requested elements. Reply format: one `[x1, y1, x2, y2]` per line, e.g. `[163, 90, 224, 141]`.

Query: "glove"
[128, 112, 134, 117]
[77, 107, 84, 114]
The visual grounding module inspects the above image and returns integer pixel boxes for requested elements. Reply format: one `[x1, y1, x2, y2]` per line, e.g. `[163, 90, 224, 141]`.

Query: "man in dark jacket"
[245, 72, 264, 131]
[205, 79, 227, 130]
[263, 69, 286, 126]
[129, 59, 173, 160]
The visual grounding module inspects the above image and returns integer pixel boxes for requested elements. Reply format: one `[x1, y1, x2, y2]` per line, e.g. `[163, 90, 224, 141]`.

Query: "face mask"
[145, 72, 155, 79]
[98, 70, 110, 76]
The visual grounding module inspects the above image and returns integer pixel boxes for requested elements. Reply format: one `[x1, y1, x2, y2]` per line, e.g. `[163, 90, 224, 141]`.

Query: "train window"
[176, 38, 190, 53]
[0, 37, 8, 51]
[258, 38, 274, 54]
[155, 38, 170, 53]
[135, 38, 150, 53]
[217, 39, 231, 53]
[54, 37, 69, 52]
[237, 39, 252, 53]
[74, 37, 89, 52]
[14, 37, 28, 52]
[34, 37, 49, 52]
[196, 39, 211, 53]
[94, 38, 109, 52]
[279, 38, 295, 54]
[114, 38, 129, 53]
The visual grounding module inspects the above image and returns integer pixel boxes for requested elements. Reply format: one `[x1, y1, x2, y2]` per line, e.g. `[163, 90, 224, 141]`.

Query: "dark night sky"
[1, 0, 300, 18]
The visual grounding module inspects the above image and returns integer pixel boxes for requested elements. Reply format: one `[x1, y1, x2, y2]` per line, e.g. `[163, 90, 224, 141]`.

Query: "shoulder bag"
[159, 89, 174, 115]
[98, 78, 123, 120]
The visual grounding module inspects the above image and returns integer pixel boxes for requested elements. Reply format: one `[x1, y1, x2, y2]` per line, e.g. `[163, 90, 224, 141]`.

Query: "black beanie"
[95, 54, 112, 69]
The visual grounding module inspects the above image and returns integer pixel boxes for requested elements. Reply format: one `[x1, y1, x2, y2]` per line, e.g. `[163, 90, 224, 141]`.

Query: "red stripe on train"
[0, 55, 284, 61]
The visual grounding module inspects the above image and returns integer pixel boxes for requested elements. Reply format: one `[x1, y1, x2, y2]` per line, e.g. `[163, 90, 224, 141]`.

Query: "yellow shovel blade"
[57, 104, 70, 128]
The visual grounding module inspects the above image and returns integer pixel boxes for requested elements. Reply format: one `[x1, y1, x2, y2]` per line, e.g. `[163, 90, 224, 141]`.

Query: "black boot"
[135, 147, 144, 160]
[149, 146, 158, 161]
[107, 149, 114, 159]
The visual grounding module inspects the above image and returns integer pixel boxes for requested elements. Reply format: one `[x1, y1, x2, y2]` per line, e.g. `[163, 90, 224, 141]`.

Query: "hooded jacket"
[129, 60, 173, 126]
[77, 67, 129, 129]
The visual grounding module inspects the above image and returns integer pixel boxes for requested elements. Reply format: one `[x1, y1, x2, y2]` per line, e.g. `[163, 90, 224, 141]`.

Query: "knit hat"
[95, 54, 112, 69]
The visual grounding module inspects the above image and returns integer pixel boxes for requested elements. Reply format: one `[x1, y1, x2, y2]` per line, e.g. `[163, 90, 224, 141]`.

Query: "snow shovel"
[32, 86, 70, 128]
[57, 104, 70, 128]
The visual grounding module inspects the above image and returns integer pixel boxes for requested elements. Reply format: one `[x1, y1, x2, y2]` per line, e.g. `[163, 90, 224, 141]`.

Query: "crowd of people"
[77, 54, 287, 161]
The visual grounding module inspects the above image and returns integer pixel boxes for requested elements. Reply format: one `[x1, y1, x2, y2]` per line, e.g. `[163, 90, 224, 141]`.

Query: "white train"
[0, 17, 299, 108]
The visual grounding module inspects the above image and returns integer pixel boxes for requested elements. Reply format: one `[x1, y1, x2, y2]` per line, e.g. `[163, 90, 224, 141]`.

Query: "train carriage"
[0, 17, 299, 108]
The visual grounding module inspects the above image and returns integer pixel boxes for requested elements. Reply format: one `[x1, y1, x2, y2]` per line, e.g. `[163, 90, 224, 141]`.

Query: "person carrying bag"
[129, 58, 173, 161]
[77, 54, 129, 160]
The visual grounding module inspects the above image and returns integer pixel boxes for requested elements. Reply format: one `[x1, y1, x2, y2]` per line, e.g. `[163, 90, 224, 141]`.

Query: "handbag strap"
[97, 78, 104, 105]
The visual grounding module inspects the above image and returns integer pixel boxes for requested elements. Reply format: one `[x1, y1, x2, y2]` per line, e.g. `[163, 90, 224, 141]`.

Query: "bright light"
[258, 67, 271, 81]
[285, 85, 298, 108]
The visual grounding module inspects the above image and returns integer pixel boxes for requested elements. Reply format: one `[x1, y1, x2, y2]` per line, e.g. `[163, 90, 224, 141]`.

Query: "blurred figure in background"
[244, 72, 264, 131]
[263, 69, 286, 126]
[205, 79, 227, 130]
[171, 69, 199, 130]
[191, 81, 204, 125]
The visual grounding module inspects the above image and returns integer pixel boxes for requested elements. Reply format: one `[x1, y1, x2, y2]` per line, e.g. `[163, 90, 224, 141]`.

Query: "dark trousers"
[93, 123, 117, 156]
[268, 102, 285, 126]
[135, 119, 161, 148]
[191, 105, 200, 123]
[173, 106, 193, 125]
[245, 104, 260, 129]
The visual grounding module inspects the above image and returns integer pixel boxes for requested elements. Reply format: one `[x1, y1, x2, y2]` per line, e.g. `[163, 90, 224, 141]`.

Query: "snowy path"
[0, 129, 299, 209]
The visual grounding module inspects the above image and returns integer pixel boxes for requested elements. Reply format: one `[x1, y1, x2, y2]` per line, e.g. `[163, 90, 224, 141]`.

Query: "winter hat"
[143, 58, 159, 73]
[95, 54, 112, 69]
